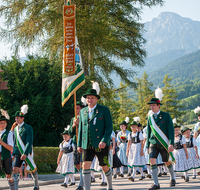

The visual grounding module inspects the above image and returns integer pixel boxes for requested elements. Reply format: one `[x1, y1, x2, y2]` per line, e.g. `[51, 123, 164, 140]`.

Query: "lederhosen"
[174, 135, 183, 150]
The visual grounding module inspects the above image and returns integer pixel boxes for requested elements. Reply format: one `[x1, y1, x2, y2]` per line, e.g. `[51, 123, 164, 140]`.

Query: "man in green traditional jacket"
[68, 101, 85, 190]
[12, 109, 39, 190]
[77, 89, 113, 190]
[146, 98, 175, 190]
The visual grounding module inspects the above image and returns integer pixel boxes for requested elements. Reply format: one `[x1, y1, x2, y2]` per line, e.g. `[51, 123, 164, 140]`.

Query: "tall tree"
[0, 0, 164, 89]
[161, 74, 184, 121]
[133, 71, 153, 125]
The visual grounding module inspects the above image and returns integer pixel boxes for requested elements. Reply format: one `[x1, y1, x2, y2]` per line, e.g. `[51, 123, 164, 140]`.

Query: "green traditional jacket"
[1, 130, 11, 160]
[77, 104, 113, 149]
[146, 111, 174, 148]
[68, 117, 77, 144]
[13, 123, 33, 156]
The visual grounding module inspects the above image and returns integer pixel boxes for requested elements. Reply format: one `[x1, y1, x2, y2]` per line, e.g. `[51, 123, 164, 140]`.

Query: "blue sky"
[0, 0, 200, 59]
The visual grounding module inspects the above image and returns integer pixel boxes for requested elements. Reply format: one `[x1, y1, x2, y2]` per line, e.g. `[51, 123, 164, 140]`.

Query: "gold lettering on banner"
[63, 5, 76, 76]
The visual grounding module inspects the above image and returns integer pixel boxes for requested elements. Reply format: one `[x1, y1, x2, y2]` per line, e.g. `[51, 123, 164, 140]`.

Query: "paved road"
[19, 172, 200, 190]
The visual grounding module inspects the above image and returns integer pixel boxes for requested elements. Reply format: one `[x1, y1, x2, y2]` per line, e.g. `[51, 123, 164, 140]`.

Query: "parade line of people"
[1, 85, 200, 190]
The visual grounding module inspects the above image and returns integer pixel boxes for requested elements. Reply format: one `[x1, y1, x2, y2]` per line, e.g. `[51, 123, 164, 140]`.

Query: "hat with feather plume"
[61, 125, 70, 135]
[194, 106, 200, 116]
[120, 117, 129, 126]
[0, 109, 10, 121]
[83, 81, 100, 99]
[13, 105, 28, 117]
[147, 87, 163, 105]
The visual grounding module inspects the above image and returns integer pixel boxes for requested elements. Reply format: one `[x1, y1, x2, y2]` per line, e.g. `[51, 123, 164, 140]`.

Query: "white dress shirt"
[88, 104, 97, 119]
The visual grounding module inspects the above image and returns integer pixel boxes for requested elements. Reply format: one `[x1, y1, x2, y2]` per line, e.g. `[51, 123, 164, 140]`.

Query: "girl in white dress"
[56, 130, 75, 187]
[117, 117, 131, 177]
[173, 124, 190, 181]
[182, 126, 200, 182]
[126, 121, 146, 182]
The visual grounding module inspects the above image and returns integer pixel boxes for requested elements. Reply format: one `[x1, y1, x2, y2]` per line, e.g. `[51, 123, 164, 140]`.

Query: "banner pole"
[74, 92, 78, 143]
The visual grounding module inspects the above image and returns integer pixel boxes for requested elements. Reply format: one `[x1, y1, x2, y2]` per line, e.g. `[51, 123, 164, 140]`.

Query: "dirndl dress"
[127, 132, 146, 168]
[143, 127, 150, 165]
[117, 130, 130, 166]
[56, 139, 75, 175]
[185, 136, 200, 169]
[173, 135, 191, 172]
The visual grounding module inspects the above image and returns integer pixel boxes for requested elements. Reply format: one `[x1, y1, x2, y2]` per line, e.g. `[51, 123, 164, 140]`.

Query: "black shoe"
[61, 183, 67, 187]
[136, 171, 140, 175]
[127, 173, 131, 177]
[158, 173, 162, 177]
[148, 184, 160, 190]
[185, 177, 189, 182]
[169, 179, 176, 187]
[99, 182, 107, 186]
[128, 177, 134, 182]
[192, 175, 196, 179]
[69, 182, 76, 186]
[113, 174, 117, 178]
[162, 172, 167, 175]
[33, 187, 39, 190]
[76, 186, 84, 190]
[118, 173, 124, 177]
[91, 177, 95, 183]
[143, 170, 148, 174]
[146, 174, 152, 178]
[139, 175, 145, 180]
[181, 175, 185, 180]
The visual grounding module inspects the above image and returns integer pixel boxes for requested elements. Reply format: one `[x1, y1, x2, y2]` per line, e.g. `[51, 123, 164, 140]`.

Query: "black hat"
[0, 115, 9, 121]
[120, 121, 128, 126]
[83, 89, 100, 99]
[174, 123, 181, 128]
[130, 121, 139, 126]
[147, 98, 162, 105]
[181, 126, 192, 134]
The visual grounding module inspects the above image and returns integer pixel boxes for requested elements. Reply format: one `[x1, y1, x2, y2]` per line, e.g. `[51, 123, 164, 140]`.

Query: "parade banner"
[148, 115, 176, 163]
[62, 1, 85, 106]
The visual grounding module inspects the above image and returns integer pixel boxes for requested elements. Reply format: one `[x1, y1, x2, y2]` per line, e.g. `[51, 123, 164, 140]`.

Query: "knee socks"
[105, 168, 112, 190]
[167, 164, 175, 180]
[147, 165, 152, 175]
[151, 165, 159, 186]
[120, 166, 124, 174]
[83, 169, 91, 190]
[138, 167, 144, 177]
[132, 167, 137, 178]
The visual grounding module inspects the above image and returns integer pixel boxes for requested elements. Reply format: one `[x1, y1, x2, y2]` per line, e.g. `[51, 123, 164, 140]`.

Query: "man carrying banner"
[12, 105, 39, 190]
[69, 100, 86, 190]
[146, 87, 175, 190]
[77, 85, 113, 190]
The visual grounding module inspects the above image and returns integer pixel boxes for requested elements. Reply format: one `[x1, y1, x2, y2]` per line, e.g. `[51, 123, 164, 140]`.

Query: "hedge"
[33, 147, 60, 173]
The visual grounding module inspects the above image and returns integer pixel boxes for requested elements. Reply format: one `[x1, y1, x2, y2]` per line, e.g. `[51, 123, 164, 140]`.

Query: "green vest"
[1, 130, 11, 160]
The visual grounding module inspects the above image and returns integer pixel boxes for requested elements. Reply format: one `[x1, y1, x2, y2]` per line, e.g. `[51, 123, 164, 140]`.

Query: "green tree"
[133, 71, 154, 125]
[0, 56, 89, 146]
[161, 74, 184, 121]
[0, 0, 163, 89]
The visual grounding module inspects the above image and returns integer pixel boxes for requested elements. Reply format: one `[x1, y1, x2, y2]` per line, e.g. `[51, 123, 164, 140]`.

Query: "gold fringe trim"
[26, 167, 37, 174]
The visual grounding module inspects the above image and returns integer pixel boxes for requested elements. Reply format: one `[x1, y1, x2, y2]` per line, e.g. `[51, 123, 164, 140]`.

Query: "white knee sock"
[132, 167, 137, 178]
[158, 166, 162, 173]
[70, 174, 75, 183]
[120, 166, 124, 174]
[91, 170, 94, 178]
[138, 167, 144, 176]
[128, 167, 132, 174]
[193, 169, 196, 176]
[174, 172, 176, 180]
[184, 171, 188, 178]
[64, 175, 69, 184]
[113, 168, 117, 175]
[101, 171, 106, 183]
[147, 165, 152, 175]
[163, 165, 167, 173]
